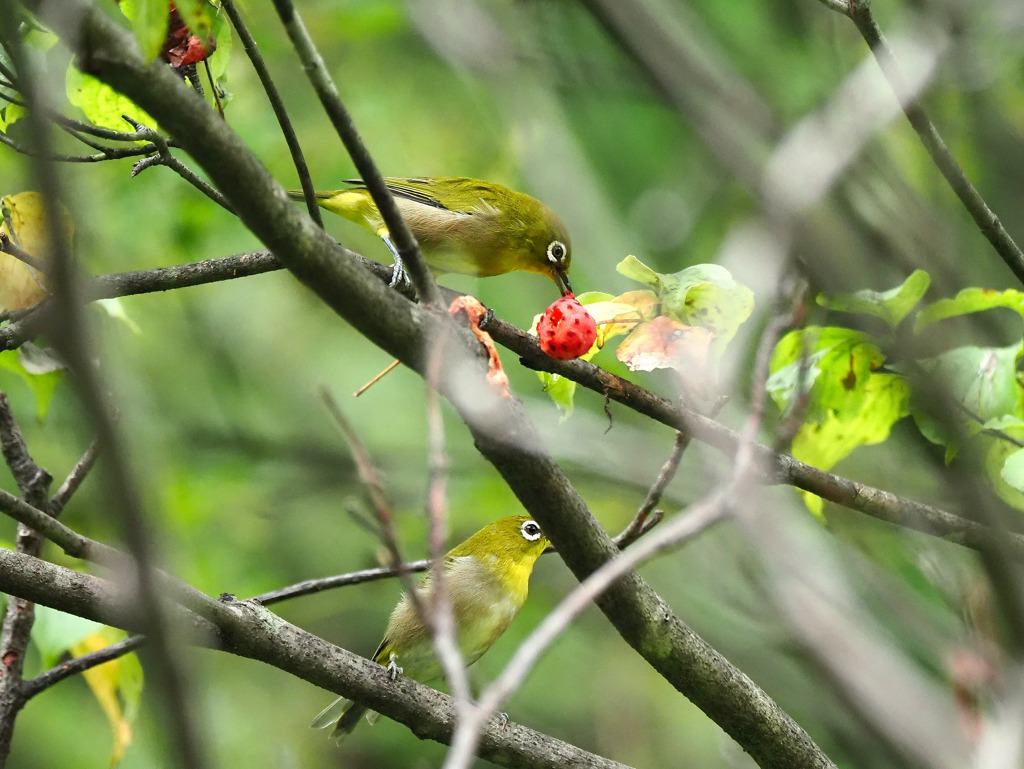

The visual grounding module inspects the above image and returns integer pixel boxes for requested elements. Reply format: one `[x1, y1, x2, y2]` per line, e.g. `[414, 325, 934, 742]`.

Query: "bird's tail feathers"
[310, 695, 378, 744]
[310, 695, 351, 729]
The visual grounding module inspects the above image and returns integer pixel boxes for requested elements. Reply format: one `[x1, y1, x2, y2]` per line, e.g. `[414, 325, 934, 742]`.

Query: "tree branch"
[268, 0, 440, 304]
[826, 0, 1024, 285]
[220, 0, 321, 227]
[484, 315, 1024, 558]
[0, 547, 632, 769]
[1, 242, 1012, 566]
[0, 392, 53, 761]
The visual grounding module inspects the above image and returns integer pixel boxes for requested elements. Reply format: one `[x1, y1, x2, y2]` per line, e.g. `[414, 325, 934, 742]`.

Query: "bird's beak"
[553, 267, 573, 296]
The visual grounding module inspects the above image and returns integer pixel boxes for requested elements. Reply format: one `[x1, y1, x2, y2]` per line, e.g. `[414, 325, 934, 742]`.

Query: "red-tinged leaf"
[616, 316, 714, 375]
[161, 3, 216, 68]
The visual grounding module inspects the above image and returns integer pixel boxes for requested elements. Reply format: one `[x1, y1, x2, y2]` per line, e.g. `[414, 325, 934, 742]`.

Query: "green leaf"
[791, 372, 910, 469]
[537, 371, 577, 419]
[915, 287, 1024, 332]
[615, 256, 754, 350]
[31, 605, 103, 668]
[615, 254, 660, 288]
[173, 0, 215, 46]
[205, 7, 232, 85]
[909, 344, 1024, 461]
[20, 14, 58, 51]
[979, 420, 1024, 510]
[119, 0, 171, 61]
[95, 298, 142, 335]
[914, 345, 1024, 424]
[0, 103, 26, 132]
[768, 326, 875, 417]
[575, 291, 616, 304]
[818, 269, 931, 328]
[0, 345, 64, 421]
[66, 67, 158, 134]
[1000, 446, 1024, 494]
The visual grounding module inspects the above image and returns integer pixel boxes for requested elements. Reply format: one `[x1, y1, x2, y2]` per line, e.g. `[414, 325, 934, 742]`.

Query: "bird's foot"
[497, 712, 509, 730]
[388, 257, 407, 288]
[385, 656, 403, 681]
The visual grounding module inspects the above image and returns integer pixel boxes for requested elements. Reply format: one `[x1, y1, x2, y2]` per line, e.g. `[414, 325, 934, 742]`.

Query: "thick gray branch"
[0, 548, 628, 769]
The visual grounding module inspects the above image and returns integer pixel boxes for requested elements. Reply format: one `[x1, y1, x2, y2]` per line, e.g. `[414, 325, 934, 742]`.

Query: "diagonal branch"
[816, 0, 1024, 285]
[0, 547, 632, 769]
[268, 0, 439, 304]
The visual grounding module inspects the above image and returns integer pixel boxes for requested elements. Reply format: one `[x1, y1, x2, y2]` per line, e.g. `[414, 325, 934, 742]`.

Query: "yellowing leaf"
[769, 326, 911, 517]
[617, 315, 714, 381]
[587, 290, 661, 344]
[0, 191, 73, 311]
[69, 630, 144, 767]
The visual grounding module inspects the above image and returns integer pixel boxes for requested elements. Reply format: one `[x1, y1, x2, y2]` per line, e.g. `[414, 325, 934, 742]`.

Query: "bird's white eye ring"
[546, 241, 567, 265]
[520, 520, 543, 541]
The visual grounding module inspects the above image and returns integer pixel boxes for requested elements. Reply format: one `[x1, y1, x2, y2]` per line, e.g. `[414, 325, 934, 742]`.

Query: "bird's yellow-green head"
[478, 189, 572, 295]
[446, 514, 550, 571]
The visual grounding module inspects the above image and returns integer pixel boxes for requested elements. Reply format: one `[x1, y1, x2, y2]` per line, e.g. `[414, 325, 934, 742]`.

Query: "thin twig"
[0, 391, 53, 759]
[0, 486, 238, 626]
[268, 0, 440, 305]
[0, 128, 160, 162]
[960, 403, 1024, 449]
[253, 560, 431, 606]
[319, 388, 425, 609]
[825, 0, 1024, 285]
[124, 117, 232, 212]
[23, 635, 146, 699]
[609, 433, 688, 551]
[0, 251, 284, 352]
[354, 359, 402, 396]
[220, 0, 322, 228]
[0, 232, 44, 271]
[50, 439, 100, 514]
[423, 322, 473, 721]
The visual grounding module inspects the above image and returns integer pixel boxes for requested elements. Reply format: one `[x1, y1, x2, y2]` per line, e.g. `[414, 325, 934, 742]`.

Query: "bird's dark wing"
[343, 178, 452, 211]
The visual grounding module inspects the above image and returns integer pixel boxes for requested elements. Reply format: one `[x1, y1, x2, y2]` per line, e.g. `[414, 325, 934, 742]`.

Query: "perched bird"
[288, 177, 573, 294]
[311, 515, 550, 743]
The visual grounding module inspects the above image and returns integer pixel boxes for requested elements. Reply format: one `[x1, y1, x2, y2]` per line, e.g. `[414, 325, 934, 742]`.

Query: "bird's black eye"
[520, 520, 543, 541]
[546, 241, 567, 265]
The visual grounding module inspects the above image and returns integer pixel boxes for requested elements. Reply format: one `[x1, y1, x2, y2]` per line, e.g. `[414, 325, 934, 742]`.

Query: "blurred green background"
[2, 0, 1022, 766]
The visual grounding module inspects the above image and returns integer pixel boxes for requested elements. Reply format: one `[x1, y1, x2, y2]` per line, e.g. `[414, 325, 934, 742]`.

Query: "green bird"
[311, 515, 550, 743]
[288, 177, 573, 294]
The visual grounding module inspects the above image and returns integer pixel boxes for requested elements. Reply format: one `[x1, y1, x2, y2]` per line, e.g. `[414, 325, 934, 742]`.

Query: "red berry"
[537, 293, 597, 360]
